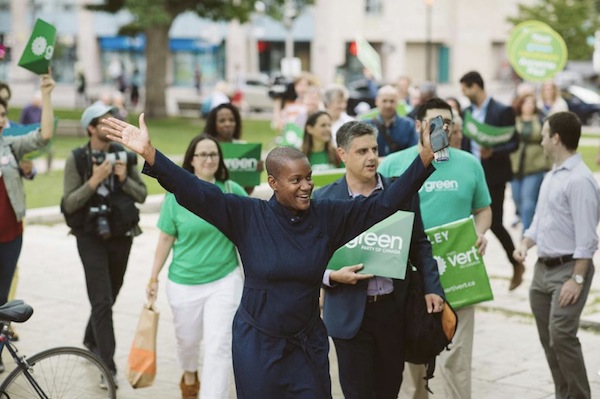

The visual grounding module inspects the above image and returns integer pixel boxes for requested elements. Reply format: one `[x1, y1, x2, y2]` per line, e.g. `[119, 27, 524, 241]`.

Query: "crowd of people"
[1, 65, 599, 399]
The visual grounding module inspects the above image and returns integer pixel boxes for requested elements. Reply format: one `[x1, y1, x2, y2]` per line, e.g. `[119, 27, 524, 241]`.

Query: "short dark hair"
[182, 134, 229, 182]
[546, 111, 581, 151]
[336, 121, 377, 150]
[0, 97, 7, 111]
[459, 71, 484, 90]
[266, 146, 308, 178]
[415, 98, 453, 121]
[203, 103, 242, 140]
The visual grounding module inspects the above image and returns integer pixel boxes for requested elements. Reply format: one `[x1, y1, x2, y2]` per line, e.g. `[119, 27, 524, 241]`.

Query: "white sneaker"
[99, 372, 118, 390]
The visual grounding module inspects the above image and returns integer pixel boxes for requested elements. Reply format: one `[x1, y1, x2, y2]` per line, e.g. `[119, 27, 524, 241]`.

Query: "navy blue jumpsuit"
[144, 151, 434, 398]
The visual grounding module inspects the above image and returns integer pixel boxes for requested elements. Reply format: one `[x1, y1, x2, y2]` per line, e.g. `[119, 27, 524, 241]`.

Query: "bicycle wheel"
[0, 346, 116, 399]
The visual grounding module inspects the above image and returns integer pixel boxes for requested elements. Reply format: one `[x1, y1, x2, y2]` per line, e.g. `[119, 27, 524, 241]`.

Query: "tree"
[508, 0, 600, 61]
[88, 0, 310, 118]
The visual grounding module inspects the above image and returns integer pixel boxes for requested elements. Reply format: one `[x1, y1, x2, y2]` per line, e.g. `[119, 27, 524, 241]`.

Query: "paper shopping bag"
[18, 18, 56, 74]
[126, 303, 159, 388]
[425, 217, 494, 309]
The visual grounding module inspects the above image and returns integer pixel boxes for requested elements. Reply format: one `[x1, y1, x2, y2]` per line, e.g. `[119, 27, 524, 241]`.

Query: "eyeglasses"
[193, 152, 219, 161]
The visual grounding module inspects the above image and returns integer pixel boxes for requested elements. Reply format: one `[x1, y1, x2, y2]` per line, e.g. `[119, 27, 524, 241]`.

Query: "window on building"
[365, 0, 382, 15]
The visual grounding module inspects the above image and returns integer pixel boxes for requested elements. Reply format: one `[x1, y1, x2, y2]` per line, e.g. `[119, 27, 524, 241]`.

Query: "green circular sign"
[507, 20, 568, 82]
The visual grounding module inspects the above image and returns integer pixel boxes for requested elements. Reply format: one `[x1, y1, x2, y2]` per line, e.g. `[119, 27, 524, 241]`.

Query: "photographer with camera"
[61, 103, 147, 387]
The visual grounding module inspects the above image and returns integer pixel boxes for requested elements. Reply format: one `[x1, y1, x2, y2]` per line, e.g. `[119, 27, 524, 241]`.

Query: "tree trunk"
[144, 24, 171, 118]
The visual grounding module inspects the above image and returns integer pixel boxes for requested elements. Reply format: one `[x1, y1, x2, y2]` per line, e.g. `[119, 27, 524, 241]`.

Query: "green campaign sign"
[358, 103, 410, 120]
[220, 142, 261, 187]
[311, 168, 346, 188]
[426, 217, 493, 309]
[356, 36, 382, 81]
[463, 111, 514, 147]
[327, 211, 414, 280]
[280, 122, 304, 148]
[18, 18, 56, 75]
[507, 20, 567, 82]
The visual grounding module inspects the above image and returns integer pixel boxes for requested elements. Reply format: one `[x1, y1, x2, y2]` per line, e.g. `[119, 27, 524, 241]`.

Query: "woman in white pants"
[147, 134, 245, 399]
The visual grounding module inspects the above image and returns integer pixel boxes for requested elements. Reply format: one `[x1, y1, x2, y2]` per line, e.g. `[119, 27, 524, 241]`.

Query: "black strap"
[371, 118, 399, 153]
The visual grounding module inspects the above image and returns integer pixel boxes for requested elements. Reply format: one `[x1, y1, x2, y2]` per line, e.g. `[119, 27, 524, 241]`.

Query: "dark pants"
[76, 234, 132, 373]
[0, 235, 22, 305]
[333, 298, 404, 399]
[488, 183, 517, 266]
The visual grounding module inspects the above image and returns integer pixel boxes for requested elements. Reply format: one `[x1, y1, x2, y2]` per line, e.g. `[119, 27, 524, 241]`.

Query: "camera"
[268, 75, 296, 101]
[93, 150, 137, 166]
[89, 204, 111, 239]
[429, 115, 450, 162]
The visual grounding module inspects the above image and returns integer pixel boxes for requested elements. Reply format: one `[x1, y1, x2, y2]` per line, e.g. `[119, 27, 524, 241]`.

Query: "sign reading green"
[18, 18, 56, 75]
[507, 20, 568, 82]
[327, 211, 414, 280]
[425, 217, 493, 309]
[220, 142, 261, 187]
[463, 111, 514, 146]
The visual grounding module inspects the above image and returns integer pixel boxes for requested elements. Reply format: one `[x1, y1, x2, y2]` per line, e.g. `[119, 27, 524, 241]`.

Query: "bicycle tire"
[0, 346, 116, 399]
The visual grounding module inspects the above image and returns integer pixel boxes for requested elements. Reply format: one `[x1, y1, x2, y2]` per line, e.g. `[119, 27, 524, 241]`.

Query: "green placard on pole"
[279, 122, 304, 148]
[355, 36, 383, 81]
[507, 20, 568, 82]
[463, 111, 514, 147]
[18, 18, 56, 75]
[220, 142, 262, 187]
[425, 217, 493, 309]
[327, 211, 414, 280]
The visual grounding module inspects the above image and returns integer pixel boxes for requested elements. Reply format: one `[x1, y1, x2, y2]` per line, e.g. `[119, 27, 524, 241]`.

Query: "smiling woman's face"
[269, 158, 314, 214]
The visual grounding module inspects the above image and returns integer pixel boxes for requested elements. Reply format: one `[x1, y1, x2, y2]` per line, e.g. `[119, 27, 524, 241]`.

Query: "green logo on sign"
[507, 20, 567, 82]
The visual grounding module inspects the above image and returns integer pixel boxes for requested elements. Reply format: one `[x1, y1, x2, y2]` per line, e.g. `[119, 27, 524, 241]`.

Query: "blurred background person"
[272, 72, 319, 131]
[538, 80, 568, 118]
[147, 134, 245, 399]
[395, 75, 412, 106]
[0, 74, 55, 373]
[301, 111, 341, 171]
[510, 94, 550, 233]
[367, 85, 417, 157]
[75, 62, 87, 108]
[407, 82, 437, 119]
[294, 86, 324, 129]
[19, 91, 42, 125]
[130, 68, 141, 110]
[450, 112, 464, 149]
[203, 103, 263, 195]
[324, 84, 354, 146]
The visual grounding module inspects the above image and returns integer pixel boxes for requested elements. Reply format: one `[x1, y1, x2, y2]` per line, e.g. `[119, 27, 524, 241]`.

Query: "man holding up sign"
[379, 98, 492, 399]
[314, 121, 444, 399]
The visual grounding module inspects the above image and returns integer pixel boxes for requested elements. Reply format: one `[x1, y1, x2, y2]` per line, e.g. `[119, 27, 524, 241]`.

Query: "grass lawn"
[22, 111, 279, 208]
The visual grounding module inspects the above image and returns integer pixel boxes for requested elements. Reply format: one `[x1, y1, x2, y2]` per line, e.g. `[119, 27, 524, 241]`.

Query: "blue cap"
[81, 102, 116, 129]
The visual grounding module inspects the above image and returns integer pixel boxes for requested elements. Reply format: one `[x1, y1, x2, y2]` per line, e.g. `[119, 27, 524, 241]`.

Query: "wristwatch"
[572, 274, 585, 285]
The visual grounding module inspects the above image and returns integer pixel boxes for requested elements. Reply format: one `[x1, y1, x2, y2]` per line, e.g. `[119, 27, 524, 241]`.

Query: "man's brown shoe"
[180, 372, 200, 399]
[509, 262, 525, 291]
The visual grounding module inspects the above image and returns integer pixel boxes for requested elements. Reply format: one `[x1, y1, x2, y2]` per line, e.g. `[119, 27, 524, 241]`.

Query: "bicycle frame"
[0, 322, 50, 399]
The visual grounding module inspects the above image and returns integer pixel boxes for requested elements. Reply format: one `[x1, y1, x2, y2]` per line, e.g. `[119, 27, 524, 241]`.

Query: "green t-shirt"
[378, 146, 491, 229]
[308, 151, 342, 172]
[157, 179, 247, 285]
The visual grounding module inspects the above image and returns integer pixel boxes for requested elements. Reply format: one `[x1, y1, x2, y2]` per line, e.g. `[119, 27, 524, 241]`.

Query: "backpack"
[60, 144, 140, 237]
[404, 267, 458, 393]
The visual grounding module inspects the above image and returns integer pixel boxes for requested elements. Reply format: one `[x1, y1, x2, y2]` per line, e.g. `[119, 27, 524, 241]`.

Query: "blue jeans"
[0, 235, 23, 305]
[511, 171, 545, 231]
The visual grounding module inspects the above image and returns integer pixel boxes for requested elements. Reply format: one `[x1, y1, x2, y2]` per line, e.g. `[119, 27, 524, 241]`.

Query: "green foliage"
[508, 0, 600, 60]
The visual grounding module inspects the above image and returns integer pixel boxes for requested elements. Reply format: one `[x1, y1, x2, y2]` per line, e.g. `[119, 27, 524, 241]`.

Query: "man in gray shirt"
[514, 111, 600, 399]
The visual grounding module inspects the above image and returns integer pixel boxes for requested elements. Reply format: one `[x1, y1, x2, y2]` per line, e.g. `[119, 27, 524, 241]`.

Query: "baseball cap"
[81, 102, 117, 129]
